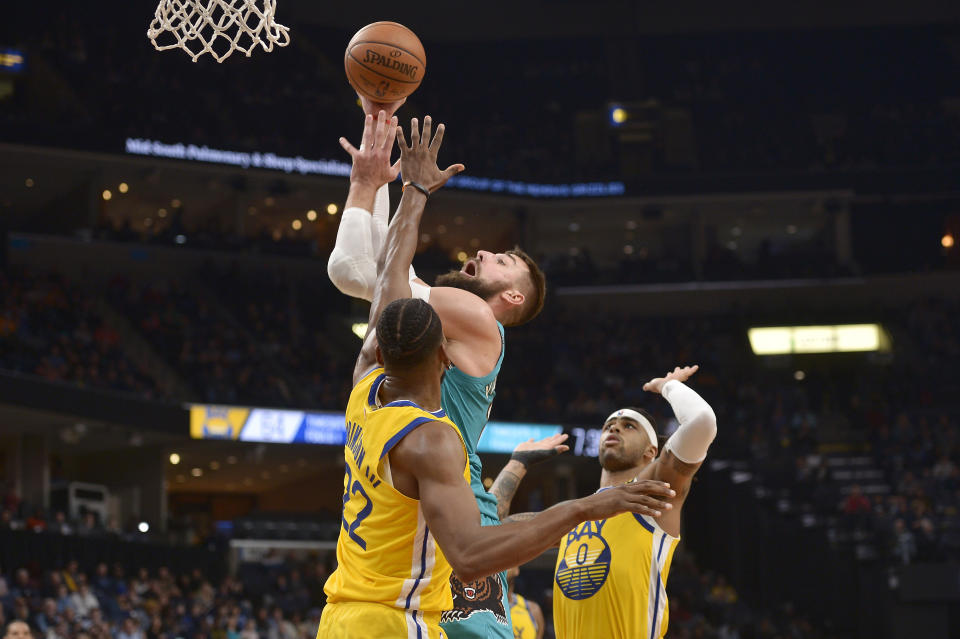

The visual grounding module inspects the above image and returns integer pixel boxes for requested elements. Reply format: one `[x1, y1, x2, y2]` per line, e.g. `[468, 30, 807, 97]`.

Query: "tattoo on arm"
[500, 512, 537, 523]
[489, 467, 523, 520]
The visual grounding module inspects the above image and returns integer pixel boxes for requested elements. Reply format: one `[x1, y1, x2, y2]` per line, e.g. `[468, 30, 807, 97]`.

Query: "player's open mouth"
[462, 260, 478, 277]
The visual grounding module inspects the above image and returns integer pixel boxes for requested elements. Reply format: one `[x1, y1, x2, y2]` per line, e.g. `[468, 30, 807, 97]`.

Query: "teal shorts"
[439, 511, 513, 639]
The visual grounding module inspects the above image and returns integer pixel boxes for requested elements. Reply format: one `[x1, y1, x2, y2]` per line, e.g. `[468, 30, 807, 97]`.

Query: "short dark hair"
[376, 298, 443, 369]
[503, 248, 546, 327]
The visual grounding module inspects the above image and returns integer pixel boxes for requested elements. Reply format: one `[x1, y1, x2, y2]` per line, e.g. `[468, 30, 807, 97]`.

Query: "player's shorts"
[317, 602, 447, 639]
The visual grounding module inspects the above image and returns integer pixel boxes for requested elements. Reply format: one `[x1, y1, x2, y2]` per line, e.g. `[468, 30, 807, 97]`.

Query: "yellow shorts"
[317, 602, 446, 639]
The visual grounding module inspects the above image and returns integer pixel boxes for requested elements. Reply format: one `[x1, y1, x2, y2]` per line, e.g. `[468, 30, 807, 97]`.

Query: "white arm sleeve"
[326, 206, 376, 302]
[370, 184, 391, 257]
[661, 380, 717, 464]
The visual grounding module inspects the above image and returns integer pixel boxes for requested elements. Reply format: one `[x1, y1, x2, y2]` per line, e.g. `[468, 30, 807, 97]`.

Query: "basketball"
[344, 21, 426, 102]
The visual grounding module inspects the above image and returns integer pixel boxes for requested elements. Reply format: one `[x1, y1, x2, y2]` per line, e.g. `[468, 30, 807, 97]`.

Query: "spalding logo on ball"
[344, 21, 426, 102]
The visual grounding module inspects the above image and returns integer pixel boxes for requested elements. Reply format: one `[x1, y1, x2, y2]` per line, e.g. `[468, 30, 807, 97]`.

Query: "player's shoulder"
[390, 419, 465, 470]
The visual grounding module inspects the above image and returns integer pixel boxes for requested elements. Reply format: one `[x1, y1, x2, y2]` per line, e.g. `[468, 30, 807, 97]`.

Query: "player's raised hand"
[396, 115, 465, 194]
[579, 480, 676, 520]
[509, 433, 570, 469]
[643, 365, 700, 395]
[339, 110, 400, 189]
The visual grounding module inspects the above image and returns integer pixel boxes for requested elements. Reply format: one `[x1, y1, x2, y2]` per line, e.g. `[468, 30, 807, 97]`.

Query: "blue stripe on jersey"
[416, 611, 423, 639]
[406, 525, 431, 610]
[380, 416, 434, 460]
[384, 400, 446, 419]
[649, 533, 668, 639]
[634, 513, 656, 533]
[368, 374, 386, 406]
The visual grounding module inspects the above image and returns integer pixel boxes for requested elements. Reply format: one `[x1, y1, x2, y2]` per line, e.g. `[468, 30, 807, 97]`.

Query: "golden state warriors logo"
[189, 405, 250, 440]
[555, 520, 611, 600]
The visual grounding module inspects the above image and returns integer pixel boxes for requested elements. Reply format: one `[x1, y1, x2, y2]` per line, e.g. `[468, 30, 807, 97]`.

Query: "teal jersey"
[440, 322, 505, 525]
[440, 322, 512, 639]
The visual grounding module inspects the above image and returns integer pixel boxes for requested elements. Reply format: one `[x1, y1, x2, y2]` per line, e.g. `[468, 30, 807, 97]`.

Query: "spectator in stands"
[61, 563, 82, 594]
[842, 485, 872, 515]
[49, 512, 73, 536]
[75, 514, 99, 538]
[70, 584, 99, 619]
[116, 617, 143, 639]
[35, 598, 61, 634]
[11, 599, 30, 625]
[891, 518, 917, 564]
[55, 586, 73, 616]
[25, 509, 46, 533]
[0, 511, 16, 531]
[266, 608, 295, 639]
[11, 570, 37, 608]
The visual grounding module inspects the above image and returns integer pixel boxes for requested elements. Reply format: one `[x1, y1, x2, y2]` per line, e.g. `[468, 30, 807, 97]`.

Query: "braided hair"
[376, 298, 444, 370]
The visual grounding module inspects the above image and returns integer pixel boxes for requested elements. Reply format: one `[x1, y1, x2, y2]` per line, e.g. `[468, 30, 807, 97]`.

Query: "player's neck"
[599, 465, 645, 489]
[378, 374, 443, 413]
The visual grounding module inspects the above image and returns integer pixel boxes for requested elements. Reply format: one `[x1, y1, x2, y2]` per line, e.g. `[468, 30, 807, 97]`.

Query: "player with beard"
[329, 99, 550, 639]
[552, 365, 718, 639]
[319, 110, 677, 639]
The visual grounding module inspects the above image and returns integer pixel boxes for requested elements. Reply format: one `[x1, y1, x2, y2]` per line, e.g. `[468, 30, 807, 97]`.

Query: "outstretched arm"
[489, 433, 569, 520]
[641, 365, 717, 537]
[352, 115, 463, 383]
[327, 97, 405, 301]
[390, 422, 675, 583]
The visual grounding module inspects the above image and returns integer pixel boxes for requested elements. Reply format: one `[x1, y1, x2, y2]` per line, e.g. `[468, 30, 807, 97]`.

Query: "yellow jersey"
[553, 509, 680, 639]
[324, 368, 470, 628]
[509, 594, 538, 639]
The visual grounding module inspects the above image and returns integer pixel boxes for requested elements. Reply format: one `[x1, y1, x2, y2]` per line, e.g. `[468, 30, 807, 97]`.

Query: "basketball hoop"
[147, 0, 290, 63]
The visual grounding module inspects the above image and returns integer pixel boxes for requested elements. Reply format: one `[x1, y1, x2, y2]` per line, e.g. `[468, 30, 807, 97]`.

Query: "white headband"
[604, 408, 658, 450]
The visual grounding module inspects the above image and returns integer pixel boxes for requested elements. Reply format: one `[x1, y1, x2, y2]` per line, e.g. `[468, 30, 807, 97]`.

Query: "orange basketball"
[344, 21, 426, 102]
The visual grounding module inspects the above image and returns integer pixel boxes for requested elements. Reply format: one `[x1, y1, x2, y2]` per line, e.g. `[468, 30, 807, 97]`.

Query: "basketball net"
[147, 0, 290, 63]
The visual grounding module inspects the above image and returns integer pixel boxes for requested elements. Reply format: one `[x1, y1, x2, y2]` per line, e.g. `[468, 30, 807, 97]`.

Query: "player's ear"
[645, 445, 658, 463]
[375, 344, 384, 366]
[499, 288, 525, 308]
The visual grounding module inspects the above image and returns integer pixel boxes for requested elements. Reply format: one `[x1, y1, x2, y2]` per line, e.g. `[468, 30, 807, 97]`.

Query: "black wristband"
[510, 449, 559, 469]
[402, 180, 430, 197]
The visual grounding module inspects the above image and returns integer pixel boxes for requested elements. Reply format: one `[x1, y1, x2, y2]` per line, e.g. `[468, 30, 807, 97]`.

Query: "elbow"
[698, 407, 718, 441]
[447, 553, 486, 585]
[327, 252, 373, 300]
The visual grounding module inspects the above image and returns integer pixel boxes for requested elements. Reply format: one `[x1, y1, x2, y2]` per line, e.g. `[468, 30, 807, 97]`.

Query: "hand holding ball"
[345, 22, 426, 102]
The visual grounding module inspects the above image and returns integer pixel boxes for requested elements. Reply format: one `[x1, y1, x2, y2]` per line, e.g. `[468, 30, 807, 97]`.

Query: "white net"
[147, 0, 290, 63]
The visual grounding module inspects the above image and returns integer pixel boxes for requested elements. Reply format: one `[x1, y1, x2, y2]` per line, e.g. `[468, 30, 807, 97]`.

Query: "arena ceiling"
[280, 0, 960, 40]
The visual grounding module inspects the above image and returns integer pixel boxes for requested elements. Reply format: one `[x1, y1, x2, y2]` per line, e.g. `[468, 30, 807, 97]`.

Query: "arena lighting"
[351, 323, 368, 340]
[943, 234, 955, 249]
[102, 190, 112, 201]
[137, 522, 149, 533]
[118, 182, 129, 193]
[748, 324, 888, 355]
[168, 453, 181, 465]
[609, 106, 628, 125]
[326, 203, 339, 215]
[306, 209, 317, 221]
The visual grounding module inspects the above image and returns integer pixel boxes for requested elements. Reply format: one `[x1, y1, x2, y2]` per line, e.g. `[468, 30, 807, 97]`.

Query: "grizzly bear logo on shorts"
[440, 573, 507, 625]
